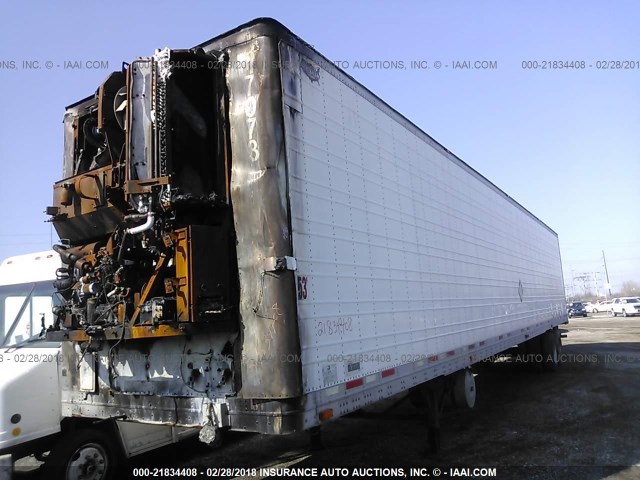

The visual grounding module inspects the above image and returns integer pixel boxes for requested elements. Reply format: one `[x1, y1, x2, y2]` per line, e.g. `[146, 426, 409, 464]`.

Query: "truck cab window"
[1, 287, 55, 347]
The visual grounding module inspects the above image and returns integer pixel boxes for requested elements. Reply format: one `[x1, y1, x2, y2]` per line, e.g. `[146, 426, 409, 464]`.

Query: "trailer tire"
[540, 330, 561, 372]
[519, 337, 542, 371]
[42, 428, 120, 480]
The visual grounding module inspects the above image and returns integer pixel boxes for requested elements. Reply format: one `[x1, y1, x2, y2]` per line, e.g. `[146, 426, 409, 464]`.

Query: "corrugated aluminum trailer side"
[200, 18, 566, 431]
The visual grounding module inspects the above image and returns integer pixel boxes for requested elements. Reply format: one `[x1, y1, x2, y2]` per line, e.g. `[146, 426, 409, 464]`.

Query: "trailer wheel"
[42, 428, 120, 480]
[540, 330, 561, 372]
[451, 369, 476, 409]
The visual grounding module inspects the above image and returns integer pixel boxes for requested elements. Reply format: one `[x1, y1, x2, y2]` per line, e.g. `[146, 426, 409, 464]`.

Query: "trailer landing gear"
[412, 370, 476, 454]
[424, 386, 445, 454]
[410, 378, 447, 454]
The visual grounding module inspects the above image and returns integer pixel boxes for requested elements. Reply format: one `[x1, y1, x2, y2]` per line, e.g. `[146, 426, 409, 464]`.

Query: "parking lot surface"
[16, 314, 640, 479]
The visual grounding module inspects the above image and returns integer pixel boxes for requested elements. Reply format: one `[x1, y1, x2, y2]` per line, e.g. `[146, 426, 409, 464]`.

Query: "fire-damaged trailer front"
[47, 18, 567, 446]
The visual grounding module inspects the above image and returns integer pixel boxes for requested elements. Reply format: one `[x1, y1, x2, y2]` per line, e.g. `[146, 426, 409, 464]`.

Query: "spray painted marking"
[518, 280, 524, 302]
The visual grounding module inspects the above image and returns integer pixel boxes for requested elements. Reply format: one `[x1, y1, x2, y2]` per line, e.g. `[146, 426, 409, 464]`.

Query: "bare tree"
[619, 281, 640, 297]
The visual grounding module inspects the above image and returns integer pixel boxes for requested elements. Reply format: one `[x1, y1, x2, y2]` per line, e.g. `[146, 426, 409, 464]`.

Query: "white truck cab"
[0, 251, 199, 479]
[0, 251, 62, 456]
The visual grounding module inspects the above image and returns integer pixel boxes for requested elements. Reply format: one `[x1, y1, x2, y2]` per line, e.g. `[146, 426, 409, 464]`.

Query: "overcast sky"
[0, 0, 638, 295]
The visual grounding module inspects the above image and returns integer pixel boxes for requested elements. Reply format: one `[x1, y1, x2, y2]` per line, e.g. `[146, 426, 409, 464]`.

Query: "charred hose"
[53, 244, 79, 265]
[53, 277, 75, 291]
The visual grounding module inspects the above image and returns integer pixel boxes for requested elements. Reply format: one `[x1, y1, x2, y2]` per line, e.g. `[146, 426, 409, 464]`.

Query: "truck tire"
[515, 338, 537, 370]
[622, 309, 628, 318]
[611, 310, 617, 317]
[540, 329, 561, 372]
[42, 428, 120, 480]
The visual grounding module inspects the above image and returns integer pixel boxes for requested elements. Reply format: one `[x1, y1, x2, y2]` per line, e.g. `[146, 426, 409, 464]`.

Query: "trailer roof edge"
[196, 17, 558, 237]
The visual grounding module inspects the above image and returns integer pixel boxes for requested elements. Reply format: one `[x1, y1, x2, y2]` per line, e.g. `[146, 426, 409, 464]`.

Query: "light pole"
[602, 250, 612, 298]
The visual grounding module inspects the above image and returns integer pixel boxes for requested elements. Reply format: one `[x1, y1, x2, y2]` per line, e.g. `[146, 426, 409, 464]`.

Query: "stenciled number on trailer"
[243, 56, 260, 163]
[297, 275, 308, 300]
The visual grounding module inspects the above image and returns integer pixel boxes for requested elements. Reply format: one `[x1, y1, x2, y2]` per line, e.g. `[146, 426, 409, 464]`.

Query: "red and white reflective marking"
[345, 378, 364, 390]
[329, 319, 555, 398]
[381, 368, 395, 378]
[343, 367, 397, 391]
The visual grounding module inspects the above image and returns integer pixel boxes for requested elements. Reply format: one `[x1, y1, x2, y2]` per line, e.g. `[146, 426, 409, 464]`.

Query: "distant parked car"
[591, 300, 612, 313]
[583, 302, 598, 313]
[610, 297, 640, 317]
[567, 302, 588, 318]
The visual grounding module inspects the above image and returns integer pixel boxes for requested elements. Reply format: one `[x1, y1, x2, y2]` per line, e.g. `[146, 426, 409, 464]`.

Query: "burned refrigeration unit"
[46, 48, 243, 418]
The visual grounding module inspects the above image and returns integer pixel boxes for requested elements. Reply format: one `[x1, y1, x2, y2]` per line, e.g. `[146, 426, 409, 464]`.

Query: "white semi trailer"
[0, 251, 197, 479]
[44, 17, 567, 471]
